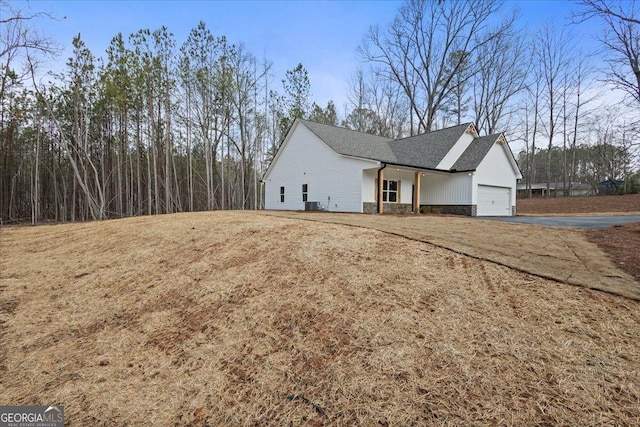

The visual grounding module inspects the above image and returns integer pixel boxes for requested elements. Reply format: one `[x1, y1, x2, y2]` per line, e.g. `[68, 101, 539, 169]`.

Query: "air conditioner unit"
[305, 201, 321, 211]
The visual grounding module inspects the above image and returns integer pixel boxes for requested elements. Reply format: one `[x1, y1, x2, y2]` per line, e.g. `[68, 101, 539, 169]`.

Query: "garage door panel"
[477, 185, 511, 216]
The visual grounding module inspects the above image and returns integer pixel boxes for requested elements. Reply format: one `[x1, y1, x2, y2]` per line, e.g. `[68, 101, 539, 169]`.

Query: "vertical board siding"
[474, 144, 518, 208]
[362, 169, 377, 202]
[421, 173, 472, 205]
[264, 124, 376, 212]
[362, 169, 416, 204]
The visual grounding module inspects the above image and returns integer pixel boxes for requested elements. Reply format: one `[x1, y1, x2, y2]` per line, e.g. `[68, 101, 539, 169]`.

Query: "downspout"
[258, 180, 264, 210]
[377, 163, 387, 214]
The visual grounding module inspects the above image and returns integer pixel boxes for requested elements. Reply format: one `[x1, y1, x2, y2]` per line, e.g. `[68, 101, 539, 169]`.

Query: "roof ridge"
[476, 132, 502, 139]
[390, 122, 473, 143]
[300, 119, 392, 141]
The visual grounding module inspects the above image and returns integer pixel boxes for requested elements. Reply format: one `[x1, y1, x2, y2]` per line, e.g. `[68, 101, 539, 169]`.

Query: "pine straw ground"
[586, 222, 640, 283]
[502, 193, 640, 286]
[1, 212, 639, 426]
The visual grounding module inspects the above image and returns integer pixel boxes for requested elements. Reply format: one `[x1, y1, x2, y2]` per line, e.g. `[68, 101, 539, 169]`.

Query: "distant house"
[516, 182, 594, 198]
[598, 180, 624, 195]
[263, 119, 522, 216]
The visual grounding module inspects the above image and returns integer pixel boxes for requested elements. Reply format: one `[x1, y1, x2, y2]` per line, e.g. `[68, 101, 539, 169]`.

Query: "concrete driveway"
[480, 215, 640, 229]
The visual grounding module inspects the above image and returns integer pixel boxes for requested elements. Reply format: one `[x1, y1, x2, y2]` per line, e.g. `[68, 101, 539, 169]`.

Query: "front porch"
[362, 165, 475, 216]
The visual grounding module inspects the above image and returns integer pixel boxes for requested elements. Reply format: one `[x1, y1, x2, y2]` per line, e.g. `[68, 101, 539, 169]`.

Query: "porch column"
[378, 168, 384, 214]
[413, 171, 421, 213]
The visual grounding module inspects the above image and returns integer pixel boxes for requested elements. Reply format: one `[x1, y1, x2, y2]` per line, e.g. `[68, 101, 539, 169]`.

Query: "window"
[280, 186, 285, 203]
[383, 180, 398, 202]
[302, 184, 308, 202]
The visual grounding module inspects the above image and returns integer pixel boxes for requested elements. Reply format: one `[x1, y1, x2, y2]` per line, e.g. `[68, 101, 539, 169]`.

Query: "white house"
[263, 119, 522, 216]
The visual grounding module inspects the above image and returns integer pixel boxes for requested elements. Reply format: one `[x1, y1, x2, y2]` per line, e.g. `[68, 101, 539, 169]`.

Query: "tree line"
[517, 140, 638, 195]
[1, 0, 639, 224]
[1, 4, 334, 223]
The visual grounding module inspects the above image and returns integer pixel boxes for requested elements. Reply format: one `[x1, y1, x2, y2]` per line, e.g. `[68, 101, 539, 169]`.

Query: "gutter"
[353, 157, 476, 174]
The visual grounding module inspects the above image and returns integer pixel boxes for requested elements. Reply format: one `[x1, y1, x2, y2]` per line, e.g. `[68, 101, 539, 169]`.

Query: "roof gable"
[262, 120, 305, 181]
[453, 133, 522, 178]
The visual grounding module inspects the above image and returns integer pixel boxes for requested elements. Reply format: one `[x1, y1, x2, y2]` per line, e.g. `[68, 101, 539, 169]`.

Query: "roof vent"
[465, 123, 478, 137]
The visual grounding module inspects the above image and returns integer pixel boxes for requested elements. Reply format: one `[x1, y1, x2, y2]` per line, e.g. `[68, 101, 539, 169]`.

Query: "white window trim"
[383, 180, 398, 203]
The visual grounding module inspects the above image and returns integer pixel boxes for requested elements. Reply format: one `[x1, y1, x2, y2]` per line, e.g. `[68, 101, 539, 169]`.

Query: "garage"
[477, 185, 511, 216]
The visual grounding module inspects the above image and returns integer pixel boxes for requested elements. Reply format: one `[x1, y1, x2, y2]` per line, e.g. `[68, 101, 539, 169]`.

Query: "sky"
[16, 0, 597, 115]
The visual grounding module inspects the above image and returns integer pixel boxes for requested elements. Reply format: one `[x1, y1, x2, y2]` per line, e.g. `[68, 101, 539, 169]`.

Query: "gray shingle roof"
[299, 119, 493, 172]
[388, 123, 472, 169]
[300, 120, 395, 162]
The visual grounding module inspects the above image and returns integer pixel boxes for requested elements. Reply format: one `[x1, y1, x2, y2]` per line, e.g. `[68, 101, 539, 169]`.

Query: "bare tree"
[344, 66, 408, 138]
[576, 0, 640, 25]
[0, 1, 59, 72]
[528, 67, 543, 198]
[575, 0, 640, 104]
[178, 22, 228, 210]
[472, 12, 528, 135]
[566, 55, 598, 195]
[535, 24, 573, 197]
[359, 0, 507, 133]
[1, 1, 60, 224]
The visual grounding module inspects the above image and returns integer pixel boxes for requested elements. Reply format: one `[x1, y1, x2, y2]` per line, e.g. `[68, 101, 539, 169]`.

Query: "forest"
[1, 0, 639, 224]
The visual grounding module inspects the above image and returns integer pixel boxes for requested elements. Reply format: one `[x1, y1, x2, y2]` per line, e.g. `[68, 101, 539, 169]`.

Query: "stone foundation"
[419, 204, 477, 216]
[363, 202, 481, 216]
[363, 202, 414, 214]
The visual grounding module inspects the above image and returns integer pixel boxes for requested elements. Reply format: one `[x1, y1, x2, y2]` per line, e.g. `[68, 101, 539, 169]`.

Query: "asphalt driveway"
[480, 215, 640, 229]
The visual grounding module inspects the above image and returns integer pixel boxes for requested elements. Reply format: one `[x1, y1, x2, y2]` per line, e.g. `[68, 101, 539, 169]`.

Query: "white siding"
[264, 123, 376, 212]
[362, 169, 377, 202]
[473, 143, 519, 210]
[420, 173, 473, 204]
[362, 168, 416, 204]
[435, 132, 474, 170]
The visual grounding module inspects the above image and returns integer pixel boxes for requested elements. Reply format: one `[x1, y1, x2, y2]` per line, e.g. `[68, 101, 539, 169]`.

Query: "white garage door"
[477, 185, 511, 216]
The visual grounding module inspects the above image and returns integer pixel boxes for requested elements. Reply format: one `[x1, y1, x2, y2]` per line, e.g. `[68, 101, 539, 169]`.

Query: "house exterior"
[598, 180, 624, 195]
[516, 182, 595, 198]
[263, 119, 522, 216]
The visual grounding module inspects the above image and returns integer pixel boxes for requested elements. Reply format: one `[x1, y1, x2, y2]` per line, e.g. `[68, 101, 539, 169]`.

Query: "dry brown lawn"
[1, 212, 639, 426]
[515, 194, 640, 284]
[518, 194, 640, 215]
[267, 211, 639, 301]
[586, 222, 640, 283]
